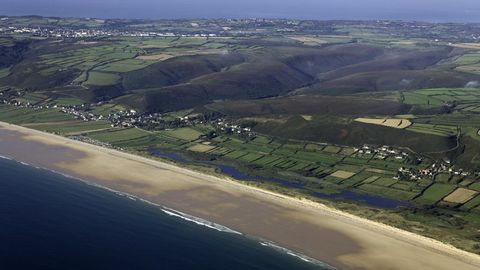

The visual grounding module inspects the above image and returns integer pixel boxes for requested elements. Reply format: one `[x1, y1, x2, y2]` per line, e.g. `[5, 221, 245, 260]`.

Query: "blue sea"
[0, 157, 330, 270]
[2, 0, 480, 22]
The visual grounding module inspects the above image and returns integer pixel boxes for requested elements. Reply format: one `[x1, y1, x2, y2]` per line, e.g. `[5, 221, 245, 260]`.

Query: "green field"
[0, 105, 73, 124]
[415, 183, 457, 205]
[88, 128, 151, 144]
[85, 71, 121, 86]
[162, 127, 203, 141]
[29, 120, 112, 135]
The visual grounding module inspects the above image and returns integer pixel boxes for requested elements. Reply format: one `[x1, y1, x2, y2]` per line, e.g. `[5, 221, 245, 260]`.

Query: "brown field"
[187, 143, 216, 153]
[366, 168, 388, 174]
[301, 115, 313, 121]
[391, 41, 417, 45]
[450, 43, 480, 50]
[331, 170, 356, 179]
[136, 53, 177, 61]
[443, 188, 478, 204]
[455, 66, 480, 74]
[355, 118, 412, 129]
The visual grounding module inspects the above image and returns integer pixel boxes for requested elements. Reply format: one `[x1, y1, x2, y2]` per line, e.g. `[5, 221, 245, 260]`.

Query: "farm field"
[415, 183, 457, 205]
[442, 188, 478, 204]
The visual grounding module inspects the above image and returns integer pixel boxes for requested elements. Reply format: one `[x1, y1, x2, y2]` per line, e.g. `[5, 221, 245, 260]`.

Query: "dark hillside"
[0, 40, 30, 69]
[119, 60, 313, 112]
[295, 46, 480, 95]
[121, 53, 245, 90]
[303, 69, 478, 95]
[207, 95, 411, 117]
[254, 116, 456, 153]
[282, 43, 384, 76]
[318, 47, 451, 81]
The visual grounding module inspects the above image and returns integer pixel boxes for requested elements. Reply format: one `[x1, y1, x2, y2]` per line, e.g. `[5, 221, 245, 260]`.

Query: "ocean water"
[0, 157, 330, 270]
[2, 0, 480, 22]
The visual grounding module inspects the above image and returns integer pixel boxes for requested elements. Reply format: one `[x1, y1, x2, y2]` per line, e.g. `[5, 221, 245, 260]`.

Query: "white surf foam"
[0, 154, 12, 160]
[161, 207, 242, 235]
[259, 241, 336, 269]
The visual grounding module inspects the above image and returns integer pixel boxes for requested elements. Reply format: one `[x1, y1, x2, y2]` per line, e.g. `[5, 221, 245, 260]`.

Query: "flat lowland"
[0, 122, 480, 270]
[355, 118, 412, 129]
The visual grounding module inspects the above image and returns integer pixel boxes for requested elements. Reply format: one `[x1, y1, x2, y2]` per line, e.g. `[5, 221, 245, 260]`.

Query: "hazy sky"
[2, 0, 480, 22]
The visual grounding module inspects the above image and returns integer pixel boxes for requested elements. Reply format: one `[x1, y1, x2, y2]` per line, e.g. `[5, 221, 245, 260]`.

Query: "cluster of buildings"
[68, 135, 120, 150]
[60, 105, 104, 122]
[397, 162, 470, 181]
[0, 25, 219, 39]
[0, 25, 118, 38]
[214, 119, 254, 136]
[354, 145, 410, 161]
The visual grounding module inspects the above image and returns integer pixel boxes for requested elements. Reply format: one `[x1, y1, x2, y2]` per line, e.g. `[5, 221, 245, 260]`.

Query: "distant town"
[2, 16, 480, 42]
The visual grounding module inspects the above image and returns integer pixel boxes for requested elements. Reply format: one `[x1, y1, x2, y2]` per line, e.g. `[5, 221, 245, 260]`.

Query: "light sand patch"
[443, 188, 478, 204]
[136, 53, 176, 61]
[187, 144, 216, 153]
[450, 43, 480, 50]
[355, 118, 412, 129]
[366, 168, 388, 174]
[391, 40, 416, 45]
[301, 115, 313, 121]
[330, 170, 356, 179]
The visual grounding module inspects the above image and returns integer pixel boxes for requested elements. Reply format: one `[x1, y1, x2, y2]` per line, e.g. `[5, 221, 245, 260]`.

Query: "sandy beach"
[1, 121, 480, 270]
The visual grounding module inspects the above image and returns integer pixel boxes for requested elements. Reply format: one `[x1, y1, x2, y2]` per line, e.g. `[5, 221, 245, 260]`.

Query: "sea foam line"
[161, 207, 242, 235]
[259, 241, 336, 269]
[0, 154, 12, 160]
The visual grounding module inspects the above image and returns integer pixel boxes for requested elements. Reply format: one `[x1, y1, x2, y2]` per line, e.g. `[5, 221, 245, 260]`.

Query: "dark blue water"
[2, 0, 480, 22]
[0, 157, 329, 270]
[216, 164, 410, 209]
[151, 149, 187, 163]
[312, 191, 412, 209]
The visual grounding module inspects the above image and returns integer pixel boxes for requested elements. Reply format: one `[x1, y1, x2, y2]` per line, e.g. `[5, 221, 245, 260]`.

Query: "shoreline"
[1, 121, 480, 270]
[0, 154, 331, 268]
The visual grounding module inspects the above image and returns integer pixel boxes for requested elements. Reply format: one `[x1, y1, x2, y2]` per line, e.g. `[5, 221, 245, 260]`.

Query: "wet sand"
[1, 122, 480, 270]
